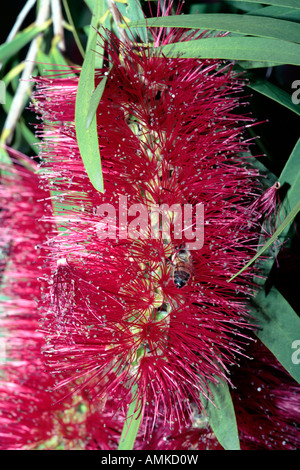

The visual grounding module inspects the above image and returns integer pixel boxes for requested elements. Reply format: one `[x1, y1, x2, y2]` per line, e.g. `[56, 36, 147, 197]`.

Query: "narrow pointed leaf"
[127, 0, 148, 43]
[49, 43, 77, 77]
[36, 49, 57, 75]
[158, 37, 300, 66]
[256, 136, 300, 286]
[278, 137, 300, 211]
[200, 379, 240, 450]
[62, 0, 85, 58]
[36, 43, 77, 76]
[251, 287, 300, 383]
[253, 137, 300, 284]
[247, 80, 300, 117]
[0, 20, 51, 63]
[228, 200, 300, 282]
[228, 1, 265, 13]
[226, 0, 300, 9]
[131, 14, 300, 44]
[75, 0, 104, 193]
[248, 6, 300, 21]
[238, 60, 286, 69]
[85, 74, 109, 131]
[83, 0, 95, 13]
[0, 147, 12, 165]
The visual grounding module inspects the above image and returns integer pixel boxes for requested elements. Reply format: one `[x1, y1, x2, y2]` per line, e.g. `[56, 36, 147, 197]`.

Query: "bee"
[171, 246, 193, 288]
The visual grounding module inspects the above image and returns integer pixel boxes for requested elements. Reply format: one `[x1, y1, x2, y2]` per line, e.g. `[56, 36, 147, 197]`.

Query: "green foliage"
[229, 200, 300, 282]
[199, 378, 240, 450]
[226, 0, 300, 8]
[251, 286, 300, 383]
[126, 0, 148, 43]
[247, 80, 300, 116]
[85, 73, 109, 131]
[248, 5, 300, 21]
[0, 20, 51, 64]
[75, 0, 104, 193]
[131, 13, 300, 43]
[160, 37, 300, 65]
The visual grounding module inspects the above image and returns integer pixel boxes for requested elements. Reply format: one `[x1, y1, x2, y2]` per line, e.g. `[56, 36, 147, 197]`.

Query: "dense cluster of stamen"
[28, 28, 268, 427]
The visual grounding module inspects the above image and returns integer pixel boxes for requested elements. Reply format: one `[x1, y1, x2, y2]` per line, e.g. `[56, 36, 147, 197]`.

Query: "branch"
[51, 0, 65, 52]
[1, 0, 51, 146]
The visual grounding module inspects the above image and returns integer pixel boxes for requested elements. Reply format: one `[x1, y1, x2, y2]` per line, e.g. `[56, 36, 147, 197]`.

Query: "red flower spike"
[29, 5, 280, 432]
[231, 340, 300, 450]
[0, 162, 70, 449]
[131, 340, 300, 451]
[0, 159, 126, 450]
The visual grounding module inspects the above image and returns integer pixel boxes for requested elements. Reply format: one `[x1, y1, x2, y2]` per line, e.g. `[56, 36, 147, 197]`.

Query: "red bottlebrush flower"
[28, 5, 280, 433]
[0, 159, 123, 450]
[0, 161, 54, 449]
[231, 339, 300, 450]
[132, 339, 300, 451]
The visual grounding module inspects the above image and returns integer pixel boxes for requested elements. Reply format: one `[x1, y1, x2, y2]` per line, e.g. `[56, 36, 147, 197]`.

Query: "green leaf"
[36, 49, 55, 75]
[250, 157, 278, 188]
[2, 61, 25, 86]
[228, 200, 300, 282]
[227, 1, 264, 12]
[226, 0, 300, 9]
[62, 0, 85, 58]
[199, 379, 240, 450]
[75, 0, 104, 193]
[85, 73, 109, 131]
[254, 137, 300, 284]
[82, 1, 109, 69]
[251, 286, 300, 383]
[0, 20, 51, 63]
[279, 137, 300, 212]
[20, 122, 40, 155]
[0, 146, 12, 165]
[248, 6, 300, 21]
[49, 42, 77, 77]
[36, 43, 77, 77]
[158, 37, 300, 66]
[237, 60, 285, 69]
[127, 0, 148, 43]
[190, 2, 223, 13]
[132, 14, 300, 44]
[118, 385, 143, 450]
[247, 80, 300, 117]
[83, 0, 95, 13]
[189, 3, 211, 14]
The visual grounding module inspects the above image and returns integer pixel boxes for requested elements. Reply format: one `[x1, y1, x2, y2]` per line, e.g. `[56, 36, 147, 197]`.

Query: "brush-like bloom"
[133, 339, 300, 450]
[231, 339, 300, 450]
[0, 161, 57, 449]
[0, 159, 123, 450]
[0, 161, 68, 448]
[29, 7, 279, 430]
